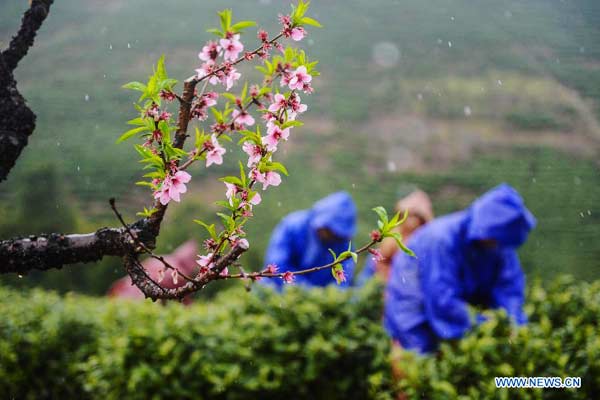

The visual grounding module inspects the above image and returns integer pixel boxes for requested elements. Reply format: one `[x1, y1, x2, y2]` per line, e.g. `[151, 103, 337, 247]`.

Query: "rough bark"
[0, 0, 54, 183]
[0, 218, 155, 275]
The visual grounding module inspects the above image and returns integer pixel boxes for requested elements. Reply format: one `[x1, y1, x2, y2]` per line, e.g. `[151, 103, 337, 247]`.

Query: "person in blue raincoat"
[263, 191, 357, 288]
[384, 183, 536, 353]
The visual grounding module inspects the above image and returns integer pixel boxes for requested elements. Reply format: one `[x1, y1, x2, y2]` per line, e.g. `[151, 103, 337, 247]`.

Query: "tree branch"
[1, 0, 54, 71]
[0, 225, 144, 275]
[0, 0, 54, 183]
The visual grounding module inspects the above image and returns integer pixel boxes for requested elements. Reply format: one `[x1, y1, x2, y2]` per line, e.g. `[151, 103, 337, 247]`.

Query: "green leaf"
[339, 250, 358, 264]
[231, 20, 256, 32]
[218, 9, 232, 33]
[122, 81, 146, 92]
[194, 220, 218, 240]
[301, 16, 322, 27]
[388, 232, 415, 257]
[328, 248, 337, 262]
[136, 207, 157, 217]
[238, 161, 247, 186]
[372, 206, 389, 226]
[127, 117, 146, 126]
[117, 126, 148, 143]
[241, 82, 248, 101]
[220, 176, 243, 186]
[267, 162, 289, 176]
[222, 93, 237, 102]
[281, 120, 304, 129]
[206, 28, 224, 37]
[156, 55, 167, 82]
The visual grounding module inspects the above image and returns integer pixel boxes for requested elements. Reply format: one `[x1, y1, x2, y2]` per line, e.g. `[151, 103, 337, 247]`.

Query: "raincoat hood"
[395, 190, 434, 223]
[310, 191, 357, 240]
[466, 183, 536, 248]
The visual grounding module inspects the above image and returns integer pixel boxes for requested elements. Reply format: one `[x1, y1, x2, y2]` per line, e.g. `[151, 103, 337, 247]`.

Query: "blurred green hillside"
[0, 0, 599, 295]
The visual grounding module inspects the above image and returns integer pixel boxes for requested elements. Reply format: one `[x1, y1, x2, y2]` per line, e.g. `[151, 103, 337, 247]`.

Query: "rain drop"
[387, 161, 397, 172]
[84, 94, 90, 101]
[351, 183, 356, 189]
[108, 43, 113, 50]
[18, 274, 23, 279]
[77, 165, 80, 172]
[497, 79, 503, 86]
[417, 93, 423, 101]
[277, 201, 282, 207]
[127, 43, 131, 49]
[463, 106, 472, 117]
[448, 41, 452, 48]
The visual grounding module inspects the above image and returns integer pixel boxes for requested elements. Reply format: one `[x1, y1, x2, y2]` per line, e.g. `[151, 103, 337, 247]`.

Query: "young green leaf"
[301, 16, 322, 27]
[117, 126, 148, 143]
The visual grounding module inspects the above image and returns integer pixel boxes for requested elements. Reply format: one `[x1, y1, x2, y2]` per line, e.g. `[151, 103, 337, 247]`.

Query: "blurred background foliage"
[0, 0, 599, 295]
[0, 277, 598, 399]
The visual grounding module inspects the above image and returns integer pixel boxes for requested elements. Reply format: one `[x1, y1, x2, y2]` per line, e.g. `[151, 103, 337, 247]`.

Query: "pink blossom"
[334, 268, 346, 284]
[159, 111, 172, 121]
[370, 230, 382, 242]
[249, 191, 262, 205]
[224, 182, 238, 204]
[288, 66, 312, 91]
[258, 29, 269, 42]
[242, 142, 263, 167]
[220, 267, 229, 277]
[268, 93, 287, 113]
[153, 170, 192, 205]
[198, 41, 221, 62]
[263, 125, 290, 152]
[231, 237, 249, 249]
[280, 72, 292, 88]
[160, 90, 176, 102]
[239, 190, 262, 210]
[204, 92, 219, 107]
[219, 34, 244, 61]
[291, 27, 306, 41]
[195, 61, 220, 85]
[282, 271, 295, 284]
[302, 83, 314, 94]
[232, 109, 255, 126]
[369, 248, 384, 262]
[256, 170, 282, 191]
[289, 93, 307, 113]
[250, 85, 260, 98]
[264, 264, 279, 274]
[279, 14, 292, 29]
[196, 253, 214, 274]
[203, 135, 226, 167]
[222, 67, 241, 90]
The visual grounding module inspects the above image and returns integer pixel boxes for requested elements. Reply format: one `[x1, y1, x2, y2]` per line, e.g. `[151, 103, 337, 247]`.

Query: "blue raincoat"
[383, 184, 536, 353]
[263, 191, 357, 288]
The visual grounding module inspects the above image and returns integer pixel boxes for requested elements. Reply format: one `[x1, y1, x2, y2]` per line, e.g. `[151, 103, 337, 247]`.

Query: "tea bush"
[0, 276, 598, 399]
